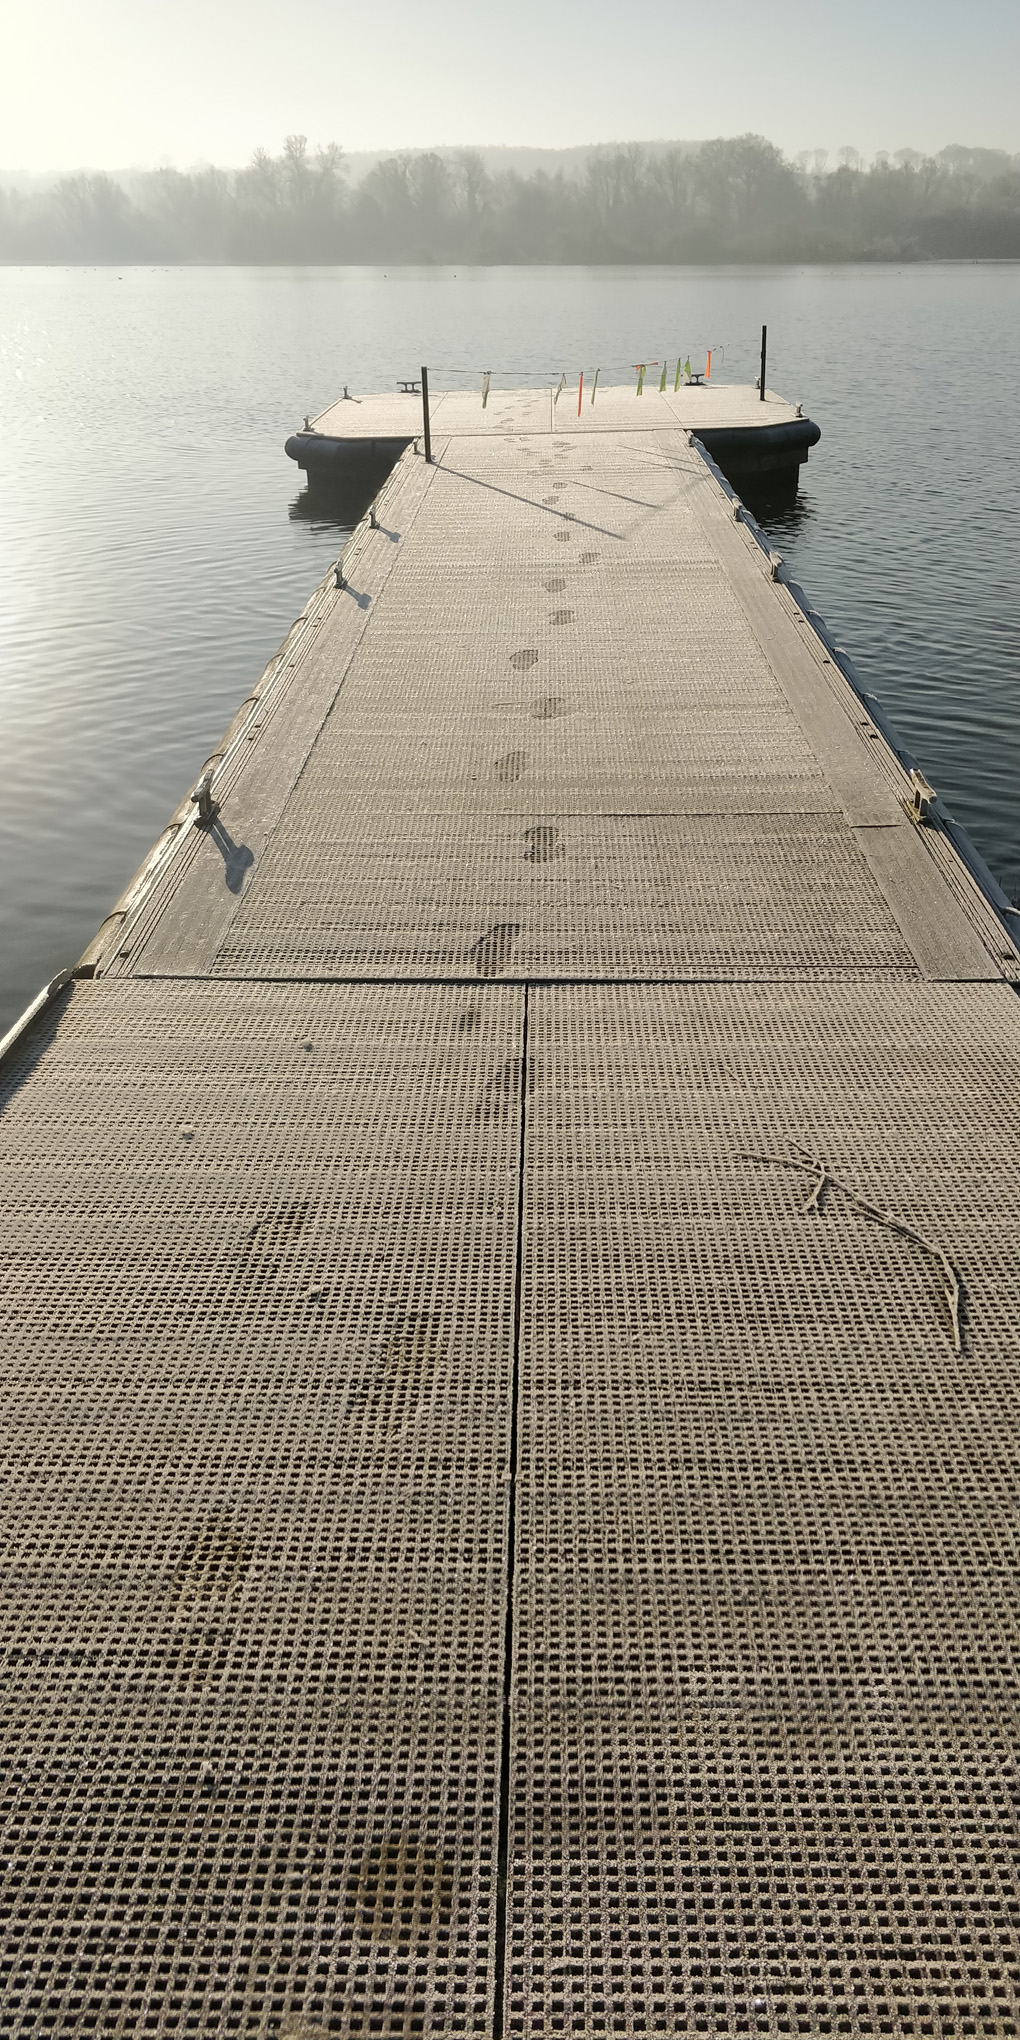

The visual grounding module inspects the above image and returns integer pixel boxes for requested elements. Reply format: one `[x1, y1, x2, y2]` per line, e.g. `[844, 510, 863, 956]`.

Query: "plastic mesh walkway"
[3, 425, 1020, 2036]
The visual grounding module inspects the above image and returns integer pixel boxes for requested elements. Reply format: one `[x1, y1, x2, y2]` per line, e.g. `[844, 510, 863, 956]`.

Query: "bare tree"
[653, 148, 690, 213]
[453, 150, 490, 219]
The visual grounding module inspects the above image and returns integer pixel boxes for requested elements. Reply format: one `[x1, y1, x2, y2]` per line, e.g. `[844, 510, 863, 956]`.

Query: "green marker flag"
[554, 373, 567, 405]
[481, 370, 491, 409]
[683, 356, 692, 383]
[590, 368, 599, 404]
[674, 356, 682, 392]
[635, 363, 645, 396]
[659, 361, 667, 394]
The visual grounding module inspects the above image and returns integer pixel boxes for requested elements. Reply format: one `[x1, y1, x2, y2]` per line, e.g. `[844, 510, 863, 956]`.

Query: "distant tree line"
[2, 134, 1019, 264]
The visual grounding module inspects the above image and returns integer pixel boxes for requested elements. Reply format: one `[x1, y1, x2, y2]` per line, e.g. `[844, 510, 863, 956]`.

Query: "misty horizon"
[3, 133, 1018, 266]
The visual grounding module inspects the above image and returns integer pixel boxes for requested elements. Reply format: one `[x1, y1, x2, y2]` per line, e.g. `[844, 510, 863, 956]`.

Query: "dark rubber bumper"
[694, 416, 822, 463]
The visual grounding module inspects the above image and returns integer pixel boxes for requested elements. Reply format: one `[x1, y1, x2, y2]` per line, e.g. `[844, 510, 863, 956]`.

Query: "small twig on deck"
[799, 1150, 829, 1214]
[739, 1141, 963, 1354]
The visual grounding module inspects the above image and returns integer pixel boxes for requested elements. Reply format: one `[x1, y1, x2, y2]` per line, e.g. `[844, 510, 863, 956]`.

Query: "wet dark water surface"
[2, 263, 1018, 1032]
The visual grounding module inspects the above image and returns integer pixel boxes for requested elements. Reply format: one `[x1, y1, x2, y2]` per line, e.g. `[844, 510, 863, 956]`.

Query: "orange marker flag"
[578, 371, 583, 416]
[705, 350, 712, 380]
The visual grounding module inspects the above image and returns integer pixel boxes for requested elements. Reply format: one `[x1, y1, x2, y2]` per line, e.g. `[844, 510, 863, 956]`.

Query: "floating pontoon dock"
[285, 380, 822, 503]
[3, 397, 1020, 2038]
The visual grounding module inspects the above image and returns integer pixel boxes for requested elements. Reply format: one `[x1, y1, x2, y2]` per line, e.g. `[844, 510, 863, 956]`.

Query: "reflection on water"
[2, 262, 1019, 1032]
[756, 492, 818, 541]
[289, 449, 406, 529]
[288, 488, 351, 530]
[288, 486, 367, 531]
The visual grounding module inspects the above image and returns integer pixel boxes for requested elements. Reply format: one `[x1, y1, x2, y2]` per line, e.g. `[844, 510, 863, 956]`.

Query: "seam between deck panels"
[494, 982, 528, 2040]
[123, 972, 944, 994]
[120, 968, 941, 992]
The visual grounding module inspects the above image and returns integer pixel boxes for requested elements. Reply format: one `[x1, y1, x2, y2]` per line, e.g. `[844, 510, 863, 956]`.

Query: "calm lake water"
[2, 263, 1018, 1033]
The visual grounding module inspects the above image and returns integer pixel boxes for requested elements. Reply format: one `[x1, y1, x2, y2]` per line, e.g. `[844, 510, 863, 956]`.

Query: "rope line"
[740, 1140, 964, 1354]
[421, 345, 727, 381]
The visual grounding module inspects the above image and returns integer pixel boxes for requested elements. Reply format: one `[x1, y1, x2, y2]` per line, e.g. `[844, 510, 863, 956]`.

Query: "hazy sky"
[1, 0, 1017, 174]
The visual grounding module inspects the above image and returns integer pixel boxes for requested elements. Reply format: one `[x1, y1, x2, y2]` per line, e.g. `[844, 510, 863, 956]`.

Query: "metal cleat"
[910, 768, 936, 822]
[190, 770, 219, 826]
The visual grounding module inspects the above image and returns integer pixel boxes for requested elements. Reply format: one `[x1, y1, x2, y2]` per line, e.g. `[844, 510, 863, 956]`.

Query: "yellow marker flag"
[659, 361, 667, 393]
[591, 368, 599, 404]
[481, 370, 491, 409]
[674, 356, 682, 392]
[635, 364, 645, 396]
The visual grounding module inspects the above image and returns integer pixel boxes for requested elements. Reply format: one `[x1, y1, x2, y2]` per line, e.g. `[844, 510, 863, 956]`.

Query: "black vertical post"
[421, 365, 432, 463]
[759, 324, 767, 402]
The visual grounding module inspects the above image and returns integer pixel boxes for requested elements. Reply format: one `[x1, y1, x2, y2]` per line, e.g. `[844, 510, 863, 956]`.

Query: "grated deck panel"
[511, 980, 1020, 2038]
[0, 978, 522, 2037]
[211, 812, 917, 984]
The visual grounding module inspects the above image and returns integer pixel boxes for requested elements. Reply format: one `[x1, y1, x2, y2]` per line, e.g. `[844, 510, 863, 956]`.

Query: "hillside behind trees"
[2, 134, 1018, 263]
